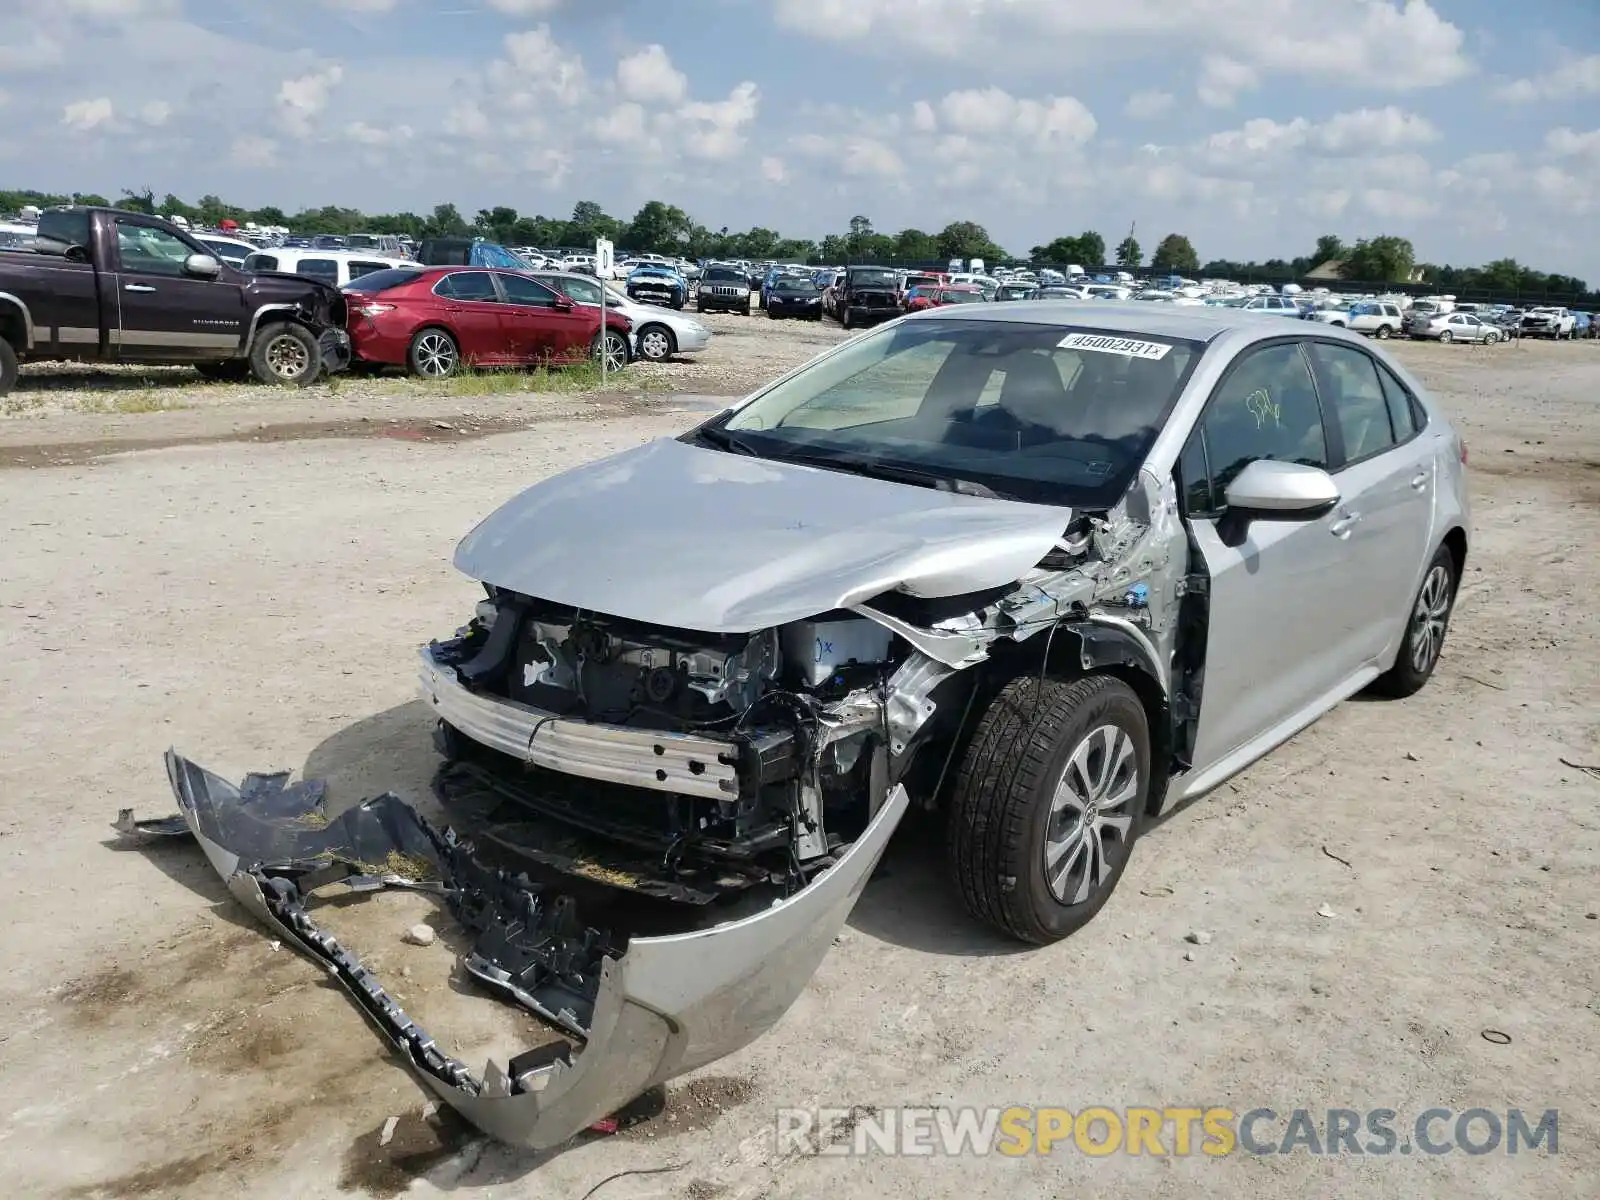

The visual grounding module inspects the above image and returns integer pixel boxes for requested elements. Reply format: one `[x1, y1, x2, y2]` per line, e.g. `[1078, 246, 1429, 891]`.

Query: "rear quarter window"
[243, 253, 277, 272]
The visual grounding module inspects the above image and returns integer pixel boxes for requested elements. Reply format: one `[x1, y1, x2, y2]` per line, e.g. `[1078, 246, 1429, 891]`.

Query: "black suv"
[695, 264, 753, 315]
[836, 266, 901, 329]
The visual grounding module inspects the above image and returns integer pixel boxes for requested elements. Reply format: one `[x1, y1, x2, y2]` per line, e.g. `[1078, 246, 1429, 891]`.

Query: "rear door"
[1305, 340, 1435, 664]
[534, 273, 607, 359]
[110, 215, 245, 361]
[1178, 340, 1363, 778]
[432, 271, 507, 364]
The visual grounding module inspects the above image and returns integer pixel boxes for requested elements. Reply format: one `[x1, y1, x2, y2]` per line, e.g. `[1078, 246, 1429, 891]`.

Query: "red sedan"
[904, 284, 987, 312]
[342, 266, 633, 378]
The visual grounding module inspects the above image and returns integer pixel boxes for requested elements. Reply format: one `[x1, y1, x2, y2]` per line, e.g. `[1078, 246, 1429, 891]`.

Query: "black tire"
[1375, 324, 1392, 339]
[0, 337, 17, 397]
[407, 327, 459, 378]
[741, 303, 752, 316]
[195, 359, 251, 383]
[249, 322, 321, 387]
[841, 308, 853, 330]
[695, 299, 706, 313]
[1438, 329, 1452, 344]
[636, 324, 675, 362]
[1371, 544, 1457, 698]
[947, 674, 1151, 944]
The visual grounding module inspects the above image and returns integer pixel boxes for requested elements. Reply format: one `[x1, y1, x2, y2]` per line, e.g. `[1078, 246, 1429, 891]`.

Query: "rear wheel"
[1438, 329, 1453, 344]
[1372, 545, 1456, 698]
[947, 674, 1150, 944]
[1375, 324, 1392, 339]
[408, 327, 459, 378]
[249, 323, 321, 387]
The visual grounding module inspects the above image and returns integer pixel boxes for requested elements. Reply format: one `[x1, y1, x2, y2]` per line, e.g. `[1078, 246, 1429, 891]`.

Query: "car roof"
[910, 300, 1358, 345]
[258, 248, 413, 262]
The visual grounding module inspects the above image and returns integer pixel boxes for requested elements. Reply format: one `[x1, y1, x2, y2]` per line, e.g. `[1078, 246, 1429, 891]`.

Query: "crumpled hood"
[454, 437, 1072, 632]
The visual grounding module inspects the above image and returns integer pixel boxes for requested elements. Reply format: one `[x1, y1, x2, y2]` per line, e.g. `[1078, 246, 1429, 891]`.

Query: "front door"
[536, 273, 610, 360]
[494, 272, 566, 362]
[432, 271, 509, 365]
[111, 215, 245, 360]
[1179, 340, 1363, 780]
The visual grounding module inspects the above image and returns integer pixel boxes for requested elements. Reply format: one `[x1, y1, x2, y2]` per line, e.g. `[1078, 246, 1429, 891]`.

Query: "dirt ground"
[0, 320, 1595, 1200]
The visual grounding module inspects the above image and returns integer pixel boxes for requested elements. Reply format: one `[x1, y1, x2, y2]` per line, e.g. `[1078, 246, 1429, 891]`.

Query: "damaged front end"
[144, 749, 907, 1149]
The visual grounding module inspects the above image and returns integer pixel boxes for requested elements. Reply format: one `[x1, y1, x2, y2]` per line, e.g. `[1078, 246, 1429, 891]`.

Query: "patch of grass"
[441, 361, 609, 397]
[2, 393, 48, 416]
[75, 393, 192, 415]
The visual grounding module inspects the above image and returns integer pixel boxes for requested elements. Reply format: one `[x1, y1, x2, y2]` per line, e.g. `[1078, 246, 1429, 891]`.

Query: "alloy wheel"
[1410, 564, 1452, 674]
[264, 333, 310, 380]
[414, 332, 456, 377]
[1043, 725, 1139, 905]
[595, 333, 628, 373]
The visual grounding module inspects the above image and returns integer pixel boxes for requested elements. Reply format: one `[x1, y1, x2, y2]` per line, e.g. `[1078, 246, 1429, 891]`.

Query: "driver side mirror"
[184, 253, 222, 279]
[1216, 459, 1340, 547]
[553, 296, 574, 311]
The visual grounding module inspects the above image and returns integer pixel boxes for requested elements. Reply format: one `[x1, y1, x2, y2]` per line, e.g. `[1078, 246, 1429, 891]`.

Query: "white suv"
[1310, 301, 1404, 339]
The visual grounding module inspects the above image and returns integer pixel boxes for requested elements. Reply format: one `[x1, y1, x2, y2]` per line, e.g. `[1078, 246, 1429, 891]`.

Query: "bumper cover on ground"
[134, 749, 909, 1149]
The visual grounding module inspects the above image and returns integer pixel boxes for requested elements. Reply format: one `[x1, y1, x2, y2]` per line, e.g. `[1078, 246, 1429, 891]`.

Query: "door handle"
[124, 283, 156, 293]
[1329, 511, 1362, 538]
[1410, 471, 1429, 491]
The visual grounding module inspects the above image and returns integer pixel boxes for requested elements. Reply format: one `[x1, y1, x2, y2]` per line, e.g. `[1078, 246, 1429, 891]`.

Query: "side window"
[244, 253, 276, 272]
[436, 271, 497, 301]
[297, 258, 339, 285]
[1309, 343, 1397, 464]
[348, 260, 389, 280]
[1197, 342, 1328, 499]
[1374, 361, 1420, 440]
[115, 219, 195, 277]
[498, 274, 559, 307]
[561, 277, 603, 305]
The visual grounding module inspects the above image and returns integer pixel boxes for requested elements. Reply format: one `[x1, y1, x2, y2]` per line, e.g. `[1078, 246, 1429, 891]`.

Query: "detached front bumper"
[674, 324, 713, 353]
[141, 748, 910, 1150]
[319, 327, 352, 373]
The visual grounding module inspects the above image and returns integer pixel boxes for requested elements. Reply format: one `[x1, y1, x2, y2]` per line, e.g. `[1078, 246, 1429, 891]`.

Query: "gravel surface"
[0, 332, 1595, 1199]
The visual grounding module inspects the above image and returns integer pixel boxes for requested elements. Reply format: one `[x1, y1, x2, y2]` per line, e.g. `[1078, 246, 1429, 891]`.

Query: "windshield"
[849, 269, 897, 288]
[775, 279, 817, 293]
[703, 267, 745, 282]
[943, 290, 986, 304]
[710, 319, 1200, 507]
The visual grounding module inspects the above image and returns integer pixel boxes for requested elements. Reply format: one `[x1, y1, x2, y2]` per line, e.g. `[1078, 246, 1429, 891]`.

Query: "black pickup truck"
[0, 206, 350, 395]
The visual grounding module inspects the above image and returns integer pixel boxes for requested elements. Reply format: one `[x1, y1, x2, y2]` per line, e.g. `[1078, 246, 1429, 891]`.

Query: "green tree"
[623, 200, 693, 253]
[936, 220, 1005, 264]
[1151, 233, 1200, 273]
[425, 203, 469, 237]
[1338, 235, 1415, 283]
[1076, 230, 1106, 268]
[893, 228, 939, 262]
[118, 188, 156, 215]
[475, 206, 521, 242]
[1312, 233, 1345, 266]
[1115, 236, 1142, 269]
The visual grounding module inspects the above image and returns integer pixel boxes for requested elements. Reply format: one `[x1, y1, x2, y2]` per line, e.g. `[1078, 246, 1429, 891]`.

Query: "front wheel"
[591, 330, 628, 373]
[947, 674, 1150, 944]
[249, 323, 322, 387]
[1485, 331, 1500, 345]
[1371, 545, 1456, 697]
[840, 309, 853, 330]
[636, 325, 675, 362]
[0, 337, 17, 397]
[1438, 329, 1452, 343]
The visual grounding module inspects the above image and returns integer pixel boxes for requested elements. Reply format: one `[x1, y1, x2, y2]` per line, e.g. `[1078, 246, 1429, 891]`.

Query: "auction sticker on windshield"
[1057, 332, 1173, 360]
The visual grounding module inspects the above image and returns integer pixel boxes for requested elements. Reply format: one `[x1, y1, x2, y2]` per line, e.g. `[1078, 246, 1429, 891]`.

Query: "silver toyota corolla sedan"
[163, 303, 1470, 1148]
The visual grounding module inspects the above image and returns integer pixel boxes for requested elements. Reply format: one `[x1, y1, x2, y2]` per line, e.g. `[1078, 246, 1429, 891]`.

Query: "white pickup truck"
[1308, 300, 1405, 339]
[1520, 307, 1576, 339]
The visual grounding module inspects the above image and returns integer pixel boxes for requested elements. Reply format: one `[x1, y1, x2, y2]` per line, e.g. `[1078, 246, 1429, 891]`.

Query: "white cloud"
[62, 96, 114, 131]
[679, 80, 760, 160]
[772, 0, 1470, 90]
[1125, 90, 1173, 119]
[910, 99, 937, 132]
[443, 102, 491, 140]
[323, 0, 397, 11]
[1200, 108, 1437, 163]
[936, 87, 1096, 147]
[1313, 106, 1438, 154]
[486, 0, 562, 12]
[230, 134, 277, 168]
[616, 44, 687, 105]
[138, 100, 171, 126]
[1197, 56, 1257, 107]
[276, 64, 342, 137]
[1360, 188, 1437, 220]
[345, 120, 413, 147]
[761, 155, 788, 183]
[498, 26, 585, 104]
[1544, 126, 1600, 160]
[1495, 54, 1600, 102]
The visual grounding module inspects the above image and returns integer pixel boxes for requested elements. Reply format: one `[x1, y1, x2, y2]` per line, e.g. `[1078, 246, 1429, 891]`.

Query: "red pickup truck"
[0, 205, 350, 395]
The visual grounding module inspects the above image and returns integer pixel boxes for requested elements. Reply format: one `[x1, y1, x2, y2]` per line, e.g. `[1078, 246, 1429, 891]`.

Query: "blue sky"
[5, 1, 1600, 279]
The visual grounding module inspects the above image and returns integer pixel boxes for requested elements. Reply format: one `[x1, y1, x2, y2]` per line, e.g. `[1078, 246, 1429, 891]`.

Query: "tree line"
[0, 186, 1588, 298]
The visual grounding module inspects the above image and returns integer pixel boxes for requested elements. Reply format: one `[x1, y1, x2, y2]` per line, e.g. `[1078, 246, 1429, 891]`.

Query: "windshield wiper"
[693, 425, 760, 455]
[773, 448, 1013, 499]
